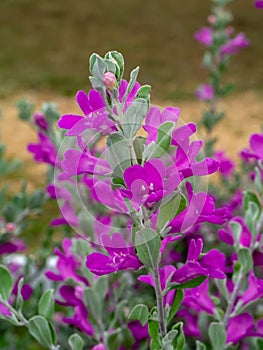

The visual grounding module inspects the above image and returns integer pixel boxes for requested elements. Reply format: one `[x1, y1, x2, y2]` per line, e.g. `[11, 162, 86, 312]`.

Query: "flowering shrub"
[0, 2, 262, 350]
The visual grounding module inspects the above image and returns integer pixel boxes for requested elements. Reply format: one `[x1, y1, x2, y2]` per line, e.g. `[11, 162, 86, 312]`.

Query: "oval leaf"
[135, 228, 161, 268]
[68, 333, 84, 350]
[38, 289, 54, 321]
[29, 315, 54, 349]
[129, 304, 149, 326]
[0, 265, 13, 301]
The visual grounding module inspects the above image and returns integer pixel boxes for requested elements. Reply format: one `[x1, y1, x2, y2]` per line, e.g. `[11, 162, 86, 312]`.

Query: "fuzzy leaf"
[0, 265, 13, 301]
[135, 228, 161, 268]
[129, 304, 149, 326]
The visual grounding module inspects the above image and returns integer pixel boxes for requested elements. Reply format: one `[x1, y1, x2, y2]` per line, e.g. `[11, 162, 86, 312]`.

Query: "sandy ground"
[0, 90, 262, 190]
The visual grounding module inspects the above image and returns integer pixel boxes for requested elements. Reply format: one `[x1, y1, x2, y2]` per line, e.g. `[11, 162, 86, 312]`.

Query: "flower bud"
[103, 72, 117, 91]
[91, 344, 106, 350]
[207, 14, 216, 25]
[33, 112, 49, 131]
[5, 222, 17, 233]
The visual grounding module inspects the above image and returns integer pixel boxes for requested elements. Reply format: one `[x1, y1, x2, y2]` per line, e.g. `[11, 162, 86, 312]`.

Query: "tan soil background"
[1, 90, 262, 190]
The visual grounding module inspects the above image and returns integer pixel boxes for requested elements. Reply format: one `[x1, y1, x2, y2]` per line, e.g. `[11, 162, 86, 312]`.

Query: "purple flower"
[0, 303, 11, 317]
[28, 132, 58, 166]
[91, 345, 106, 350]
[240, 271, 263, 308]
[143, 106, 180, 144]
[218, 217, 253, 247]
[86, 233, 141, 275]
[168, 182, 229, 233]
[182, 279, 215, 315]
[128, 321, 149, 343]
[120, 158, 178, 209]
[85, 177, 128, 214]
[171, 239, 226, 285]
[57, 285, 94, 336]
[138, 265, 176, 307]
[177, 310, 201, 338]
[214, 150, 235, 178]
[61, 148, 111, 178]
[226, 313, 263, 344]
[255, 0, 263, 8]
[169, 137, 219, 180]
[195, 84, 214, 101]
[58, 79, 140, 136]
[13, 276, 32, 301]
[46, 183, 79, 227]
[194, 27, 213, 46]
[220, 33, 249, 56]
[58, 90, 116, 136]
[33, 112, 49, 131]
[0, 240, 26, 256]
[46, 238, 89, 285]
[241, 132, 263, 162]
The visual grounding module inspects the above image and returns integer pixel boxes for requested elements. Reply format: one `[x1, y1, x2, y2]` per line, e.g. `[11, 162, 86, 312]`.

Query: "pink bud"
[91, 344, 106, 350]
[103, 72, 117, 91]
[207, 14, 216, 25]
[5, 222, 17, 233]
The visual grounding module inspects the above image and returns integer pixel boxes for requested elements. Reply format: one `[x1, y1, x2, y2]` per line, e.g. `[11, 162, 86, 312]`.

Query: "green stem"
[223, 270, 243, 327]
[153, 267, 167, 338]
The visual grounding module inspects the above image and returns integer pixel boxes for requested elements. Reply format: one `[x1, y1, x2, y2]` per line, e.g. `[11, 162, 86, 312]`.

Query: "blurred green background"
[0, 0, 262, 100]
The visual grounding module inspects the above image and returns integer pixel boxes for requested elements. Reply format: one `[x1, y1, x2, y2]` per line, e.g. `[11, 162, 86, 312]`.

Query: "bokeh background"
[0, 0, 262, 189]
[0, 0, 262, 98]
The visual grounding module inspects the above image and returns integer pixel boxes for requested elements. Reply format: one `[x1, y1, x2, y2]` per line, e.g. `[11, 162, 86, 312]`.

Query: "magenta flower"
[195, 84, 214, 101]
[46, 183, 79, 227]
[218, 217, 253, 247]
[138, 265, 176, 306]
[0, 303, 11, 317]
[57, 285, 94, 336]
[61, 148, 111, 178]
[255, 0, 263, 8]
[46, 238, 89, 285]
[214, 150, 235, 178]
[169, 138, 219, 180]
[58, 90, 116, 136]
[91, 345, 106, 350]
[143, 106, 180, 144]
[120, 158, 178, 209]
[85, 177, 128, 214]
[128, 321, 149, 343]
[241, 132, 263, 162]
[220, 33, 249, 56]
[182, 279, 215, 315]
[28, 132, 58, 166]
[0, 240, 26, 256]
[33, 112, 49, 131]
[194, 26, 213, 46]
[240, 271, 263, 308]
[58, 79, 140, 136]
[171, 239, 226, 285]
[168, 182, 229, 234]
[86, 233, 141, 275]
[226, 313, 263, 344]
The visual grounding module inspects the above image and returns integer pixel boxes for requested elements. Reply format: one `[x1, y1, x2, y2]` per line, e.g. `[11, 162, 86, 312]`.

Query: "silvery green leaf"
[238, 247, 253, 274]
[106, 132, 131, 177]
[0, 265, 13, 301]
[208, 322, 226, 350]
[29, 316, 55, 349]
[135, 228, 161, 268]
[68, 334, 84, 350]
[38, 289, 55, 321]
[122, 98, 148, 138]
[129, 304, 149, 326]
